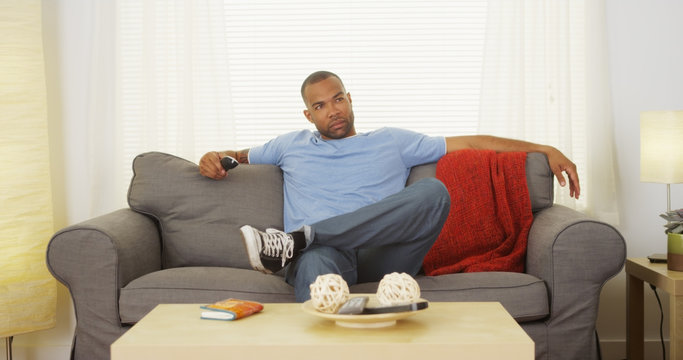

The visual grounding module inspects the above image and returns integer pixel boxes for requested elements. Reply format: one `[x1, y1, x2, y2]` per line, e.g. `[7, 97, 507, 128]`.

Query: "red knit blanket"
[423, 149, 533, 275]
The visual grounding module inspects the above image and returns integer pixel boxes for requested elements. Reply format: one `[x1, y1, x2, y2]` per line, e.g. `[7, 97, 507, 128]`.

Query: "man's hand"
[199, 151, 228, 180]
[545, 147, 580, 199]
[446, 135, 580, 199]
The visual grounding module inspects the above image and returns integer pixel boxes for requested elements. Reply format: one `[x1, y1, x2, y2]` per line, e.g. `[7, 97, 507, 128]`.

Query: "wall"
[598, 0, 683, 359]
[3, 1, 683, 359]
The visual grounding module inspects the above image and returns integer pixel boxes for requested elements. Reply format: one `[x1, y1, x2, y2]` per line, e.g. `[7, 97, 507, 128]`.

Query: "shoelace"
[262, 229, 294, 267]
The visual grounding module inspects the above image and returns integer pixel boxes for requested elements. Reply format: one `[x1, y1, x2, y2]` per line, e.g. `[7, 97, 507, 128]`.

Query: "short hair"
[300, 71, 346, 103]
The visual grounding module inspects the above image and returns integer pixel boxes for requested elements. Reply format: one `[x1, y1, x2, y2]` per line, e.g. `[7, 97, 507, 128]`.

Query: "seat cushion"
[120, 267, 549, 324]
[352, 271, 549, 323]
[119, 267, 296, 324]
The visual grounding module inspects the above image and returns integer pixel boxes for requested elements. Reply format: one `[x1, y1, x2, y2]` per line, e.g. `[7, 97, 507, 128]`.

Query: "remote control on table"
[362, 301, 429, 314]
[337, 296, 369, 315]
[220, 156, 239, 171]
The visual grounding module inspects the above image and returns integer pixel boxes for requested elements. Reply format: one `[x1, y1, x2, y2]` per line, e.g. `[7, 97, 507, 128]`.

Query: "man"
[199, 70, 580, 301]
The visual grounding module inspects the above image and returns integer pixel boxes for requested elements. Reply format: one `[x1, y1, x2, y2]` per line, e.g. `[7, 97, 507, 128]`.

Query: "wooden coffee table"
[111, 301, 534, 360]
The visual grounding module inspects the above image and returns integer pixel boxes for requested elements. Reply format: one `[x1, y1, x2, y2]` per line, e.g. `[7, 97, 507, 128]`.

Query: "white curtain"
[45, 0, 231, 220]
[43, 0, 118, 222]
[118, 0, 233, 178]
[478, 0, 618, 223]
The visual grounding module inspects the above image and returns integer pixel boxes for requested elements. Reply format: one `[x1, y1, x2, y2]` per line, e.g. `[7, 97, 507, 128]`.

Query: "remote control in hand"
[220, 156, 239, 171]
[337, 296, 369, 315]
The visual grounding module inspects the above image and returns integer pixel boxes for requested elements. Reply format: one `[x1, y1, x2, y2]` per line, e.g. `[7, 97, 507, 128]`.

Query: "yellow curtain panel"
[0, 0, 57, 337]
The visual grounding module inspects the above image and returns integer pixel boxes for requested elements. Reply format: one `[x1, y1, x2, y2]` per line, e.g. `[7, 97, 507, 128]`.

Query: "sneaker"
[240, 225, 306, 274]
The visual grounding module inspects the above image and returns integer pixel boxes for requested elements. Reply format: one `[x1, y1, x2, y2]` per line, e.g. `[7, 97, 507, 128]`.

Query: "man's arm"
[199, 149, 250, 180]
[446, 135, 580, 199]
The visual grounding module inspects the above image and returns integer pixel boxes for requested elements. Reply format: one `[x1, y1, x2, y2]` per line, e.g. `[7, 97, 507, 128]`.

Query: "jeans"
[285, 177, 451, 302]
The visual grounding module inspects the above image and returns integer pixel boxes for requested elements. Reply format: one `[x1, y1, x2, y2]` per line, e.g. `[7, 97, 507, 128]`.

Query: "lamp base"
[668, 233, 683, 271]
[5, 336, 12, 360]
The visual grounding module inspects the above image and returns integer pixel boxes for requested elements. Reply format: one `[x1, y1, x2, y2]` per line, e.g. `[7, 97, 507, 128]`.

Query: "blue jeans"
[285, 178, 451, 302]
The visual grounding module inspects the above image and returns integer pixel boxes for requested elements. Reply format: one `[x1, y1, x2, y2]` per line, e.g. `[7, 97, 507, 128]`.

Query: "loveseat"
[47, 151, 625, 360]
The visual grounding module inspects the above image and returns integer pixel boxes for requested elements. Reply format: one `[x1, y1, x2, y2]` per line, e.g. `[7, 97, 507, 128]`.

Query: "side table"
[626, 257, 683, 359]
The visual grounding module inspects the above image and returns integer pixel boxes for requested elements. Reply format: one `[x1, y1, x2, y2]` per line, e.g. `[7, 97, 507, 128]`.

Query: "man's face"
[303, 77, 356, 140]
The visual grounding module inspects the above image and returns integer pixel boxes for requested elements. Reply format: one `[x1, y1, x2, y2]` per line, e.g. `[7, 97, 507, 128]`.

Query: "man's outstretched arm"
[199, 149, 250, 180]
[445, 135, 580, 199]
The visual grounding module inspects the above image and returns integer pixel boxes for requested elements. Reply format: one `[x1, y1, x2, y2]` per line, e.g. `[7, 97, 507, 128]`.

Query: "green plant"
[661, 209, 683, 234]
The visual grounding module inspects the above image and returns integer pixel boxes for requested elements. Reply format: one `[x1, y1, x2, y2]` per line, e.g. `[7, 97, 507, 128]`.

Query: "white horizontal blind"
[116, 0, 486, 205]
[224, 0, 488, 149]
[118, 0, 487, 168]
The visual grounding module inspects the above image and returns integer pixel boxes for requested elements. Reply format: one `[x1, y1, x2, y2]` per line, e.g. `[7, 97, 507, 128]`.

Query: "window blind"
[224, 0, 488, 148]
[118, 0, 488, 162]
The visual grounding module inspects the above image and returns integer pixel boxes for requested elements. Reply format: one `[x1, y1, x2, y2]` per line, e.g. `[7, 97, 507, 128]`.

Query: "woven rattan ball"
[309, 273, 350, 313]
[376, 272, 421, 306]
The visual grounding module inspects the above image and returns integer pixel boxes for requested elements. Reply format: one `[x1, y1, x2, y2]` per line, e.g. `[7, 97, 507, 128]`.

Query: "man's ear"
[303, 109, 313, 123]
[347, 92, 352, 103]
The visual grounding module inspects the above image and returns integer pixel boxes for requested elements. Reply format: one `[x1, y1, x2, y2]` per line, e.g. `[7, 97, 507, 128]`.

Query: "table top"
[111, 301, 534, 360]
[626, 257, 683, 295]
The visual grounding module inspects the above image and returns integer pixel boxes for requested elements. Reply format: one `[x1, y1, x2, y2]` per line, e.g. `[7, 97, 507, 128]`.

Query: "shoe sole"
[240, 225, 271, 274]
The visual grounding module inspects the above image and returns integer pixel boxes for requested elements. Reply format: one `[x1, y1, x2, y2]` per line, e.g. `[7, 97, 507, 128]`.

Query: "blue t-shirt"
[248, 127, 446, 232]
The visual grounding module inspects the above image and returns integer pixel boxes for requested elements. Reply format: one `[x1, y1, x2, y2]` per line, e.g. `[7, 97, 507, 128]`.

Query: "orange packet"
[200, 298, 264, 321]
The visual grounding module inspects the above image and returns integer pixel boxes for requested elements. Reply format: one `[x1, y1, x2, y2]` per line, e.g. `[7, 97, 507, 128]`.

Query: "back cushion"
[128, 151, 552, 269]
[407, 152, 554, 213]
[128, 152, 284, 269]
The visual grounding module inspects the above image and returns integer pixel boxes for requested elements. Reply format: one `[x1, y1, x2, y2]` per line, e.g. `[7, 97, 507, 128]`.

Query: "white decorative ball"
[376, 272, 421, 306]
[309, 273, 350, 313]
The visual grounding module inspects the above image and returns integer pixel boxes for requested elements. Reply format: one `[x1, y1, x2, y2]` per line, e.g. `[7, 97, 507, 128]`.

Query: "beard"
[318, 111, 356, 140]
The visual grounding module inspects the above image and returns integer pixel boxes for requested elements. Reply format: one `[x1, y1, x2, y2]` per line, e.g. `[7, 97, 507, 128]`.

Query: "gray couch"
[47, 151, 625, 360]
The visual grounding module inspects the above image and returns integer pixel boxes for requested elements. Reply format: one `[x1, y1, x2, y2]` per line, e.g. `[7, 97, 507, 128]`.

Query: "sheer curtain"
[478, 0, 618, 223]
[118, 0, 233, 180]
[43, 0, 118, 223]
[45, 0, 232, 221]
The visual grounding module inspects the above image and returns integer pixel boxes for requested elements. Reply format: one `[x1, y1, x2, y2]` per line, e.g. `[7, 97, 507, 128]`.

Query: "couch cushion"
[127, 152, 284, 269]
[352, 272, 549, 323]
[119, 267, 296, 324]
[119, 267, 548, 324]
[407, 152, 553, 213]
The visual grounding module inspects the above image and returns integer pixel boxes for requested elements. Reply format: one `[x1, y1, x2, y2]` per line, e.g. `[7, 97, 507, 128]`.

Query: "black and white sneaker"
[240, 225, 306, 274]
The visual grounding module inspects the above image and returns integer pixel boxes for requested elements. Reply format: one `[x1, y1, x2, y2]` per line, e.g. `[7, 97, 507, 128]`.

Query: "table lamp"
[640, 110, 683, 270]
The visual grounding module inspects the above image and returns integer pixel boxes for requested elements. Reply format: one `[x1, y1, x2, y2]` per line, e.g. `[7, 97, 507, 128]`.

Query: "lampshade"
[0, 0, 57, 340]
[640, 111, 683, 184]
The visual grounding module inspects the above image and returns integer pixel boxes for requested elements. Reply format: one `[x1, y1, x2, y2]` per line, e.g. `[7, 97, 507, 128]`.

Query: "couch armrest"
[526, 204, 625, 359]
[46, 208, 161, 360]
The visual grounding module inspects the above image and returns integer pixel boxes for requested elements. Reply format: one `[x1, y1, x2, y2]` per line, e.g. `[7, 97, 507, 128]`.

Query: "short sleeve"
[248, 131, 306, 165]
[384, 128, 446, 168]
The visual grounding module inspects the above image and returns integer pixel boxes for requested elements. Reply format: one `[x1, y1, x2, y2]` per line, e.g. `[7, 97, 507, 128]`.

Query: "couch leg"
[595, 330, 602, 360]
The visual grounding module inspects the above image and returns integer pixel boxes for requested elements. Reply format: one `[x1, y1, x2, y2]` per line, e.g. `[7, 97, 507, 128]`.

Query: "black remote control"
[220, 156, 239, 171]
[362, 301, 428, 314]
